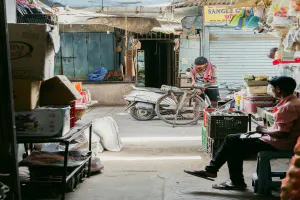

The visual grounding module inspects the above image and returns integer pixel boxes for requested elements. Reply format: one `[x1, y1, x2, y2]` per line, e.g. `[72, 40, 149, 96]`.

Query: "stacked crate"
[243, 75, 275, 114]
[202, 109, 249, 158]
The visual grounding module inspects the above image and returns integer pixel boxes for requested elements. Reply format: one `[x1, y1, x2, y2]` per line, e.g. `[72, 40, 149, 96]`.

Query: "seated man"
[184, 76, 300, 190]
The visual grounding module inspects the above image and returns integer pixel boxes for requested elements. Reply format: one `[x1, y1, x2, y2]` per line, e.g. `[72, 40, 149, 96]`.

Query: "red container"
[70, 101, 76, 128]
[80, 91, 87, 103]
[204, 108, 216, 126]
[244, 100, 274, 114]
[76, 91, 88, 104]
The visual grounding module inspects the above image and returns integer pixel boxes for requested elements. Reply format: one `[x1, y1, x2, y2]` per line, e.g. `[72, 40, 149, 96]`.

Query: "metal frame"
[0, 0, 21, 199]
[17, 123, 93, 200]
[136, 32, 179, 41]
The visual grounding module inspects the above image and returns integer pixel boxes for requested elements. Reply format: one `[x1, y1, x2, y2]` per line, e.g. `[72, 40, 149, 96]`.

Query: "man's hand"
[256, 125, 267, 134]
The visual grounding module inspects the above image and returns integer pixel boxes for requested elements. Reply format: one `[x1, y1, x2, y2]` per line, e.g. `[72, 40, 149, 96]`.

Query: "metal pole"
[0, 0, 21, 199]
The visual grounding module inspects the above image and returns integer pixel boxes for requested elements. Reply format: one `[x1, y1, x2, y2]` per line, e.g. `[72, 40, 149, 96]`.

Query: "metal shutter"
[208, 27, 280, 84]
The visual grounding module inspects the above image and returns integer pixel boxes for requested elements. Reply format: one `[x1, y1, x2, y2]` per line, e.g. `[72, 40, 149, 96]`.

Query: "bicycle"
[155, 85, 211, 127]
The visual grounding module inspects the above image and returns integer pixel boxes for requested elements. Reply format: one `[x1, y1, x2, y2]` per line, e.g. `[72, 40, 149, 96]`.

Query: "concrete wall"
[6, 0, 16, 23]
[83, 83, 134, 106]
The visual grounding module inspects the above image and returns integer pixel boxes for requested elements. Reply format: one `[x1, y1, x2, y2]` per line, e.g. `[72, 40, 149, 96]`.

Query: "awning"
[40, 0, 176, 7]
[57, 15, 182, 34]
[173, 0, 267, 7]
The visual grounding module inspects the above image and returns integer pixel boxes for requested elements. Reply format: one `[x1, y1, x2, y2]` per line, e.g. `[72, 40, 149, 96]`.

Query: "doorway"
[140, 40, 175, 88]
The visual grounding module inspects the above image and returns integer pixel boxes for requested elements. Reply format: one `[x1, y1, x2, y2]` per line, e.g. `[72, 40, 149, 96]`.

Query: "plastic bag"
[88, 157, 104, 173]
[235, 17, 246, 30]
[284, 28, 297, 51]
[229, 9, 245, 27]
[20, 150, 91, 167]
[254, 7, 265, 18]
[276, 0, 290, 17]
[244, 8, 261, 30]
[288, 0, 300, 16]
[87, 67, 108, 81]
[266, 0, 283, 24]
[271, 0, 292, 29]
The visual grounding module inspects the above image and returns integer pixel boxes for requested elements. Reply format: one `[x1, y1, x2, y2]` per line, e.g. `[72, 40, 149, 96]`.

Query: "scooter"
[124, 86, 166, 121]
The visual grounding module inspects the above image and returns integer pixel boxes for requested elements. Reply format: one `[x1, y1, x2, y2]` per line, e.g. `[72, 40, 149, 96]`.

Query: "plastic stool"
[252, 151, 293, 196]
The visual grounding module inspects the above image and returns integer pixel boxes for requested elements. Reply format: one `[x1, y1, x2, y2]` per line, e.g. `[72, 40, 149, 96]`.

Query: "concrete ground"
[65, 106, 289, 200]
[39, 107, 290, 199]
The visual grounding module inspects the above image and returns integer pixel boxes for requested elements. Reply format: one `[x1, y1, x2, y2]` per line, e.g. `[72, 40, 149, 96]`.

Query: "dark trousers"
[205, 134, 277, 184]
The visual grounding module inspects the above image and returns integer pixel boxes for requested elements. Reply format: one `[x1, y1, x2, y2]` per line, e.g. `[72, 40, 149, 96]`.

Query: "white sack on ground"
[92, 117, 122, 152]
[84, 129, 104, 154]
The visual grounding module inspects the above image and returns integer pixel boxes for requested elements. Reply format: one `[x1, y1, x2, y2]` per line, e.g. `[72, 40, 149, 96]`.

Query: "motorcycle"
[124, 86, 166, 121]
[124, 85, 208, 121]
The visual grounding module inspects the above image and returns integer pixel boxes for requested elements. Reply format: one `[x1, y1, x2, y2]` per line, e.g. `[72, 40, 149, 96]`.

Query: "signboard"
[204, 6, 247, 23]
[137, 50, 145, 87]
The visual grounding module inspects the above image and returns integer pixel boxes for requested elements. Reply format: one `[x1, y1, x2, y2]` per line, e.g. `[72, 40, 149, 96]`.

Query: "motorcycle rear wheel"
[130, 107, 156, 121]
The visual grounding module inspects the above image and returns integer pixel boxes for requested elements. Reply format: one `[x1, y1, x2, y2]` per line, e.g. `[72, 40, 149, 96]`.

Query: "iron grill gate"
[207, 27, 280, 84]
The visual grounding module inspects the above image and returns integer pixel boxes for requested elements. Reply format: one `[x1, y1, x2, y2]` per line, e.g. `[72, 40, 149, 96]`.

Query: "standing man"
[184, 76, 300, 190]
[189, 57, 220, 108]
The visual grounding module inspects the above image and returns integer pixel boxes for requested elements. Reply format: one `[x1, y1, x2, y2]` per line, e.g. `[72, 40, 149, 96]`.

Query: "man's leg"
[226, 138, 277, 185]
[185, 134, 277, 184]
[185, 134, 242, 179]
[205, 134, 242, 174]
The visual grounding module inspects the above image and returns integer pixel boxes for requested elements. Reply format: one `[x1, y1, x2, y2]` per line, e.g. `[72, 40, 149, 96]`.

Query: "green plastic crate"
[201, 126, 207, 150]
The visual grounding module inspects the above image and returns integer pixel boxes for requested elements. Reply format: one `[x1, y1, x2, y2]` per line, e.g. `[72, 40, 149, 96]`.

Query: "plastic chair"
[252, 151, 294, 196]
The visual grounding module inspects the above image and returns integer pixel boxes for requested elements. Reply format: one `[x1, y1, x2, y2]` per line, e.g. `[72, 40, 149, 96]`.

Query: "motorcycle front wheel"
[130, 107, 156, 121]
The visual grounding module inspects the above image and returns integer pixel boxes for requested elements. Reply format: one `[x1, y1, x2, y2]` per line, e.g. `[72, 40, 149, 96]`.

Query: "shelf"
[16, 123, 92, 144]
[273, 58, 300, 65]
[16, 123, 93, 200]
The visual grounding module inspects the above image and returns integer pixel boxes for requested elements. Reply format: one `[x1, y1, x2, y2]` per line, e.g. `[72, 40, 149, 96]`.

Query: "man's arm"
[256, 125, 291, 139]
[257, 105, 297, 139]
[190, 69, 197, 84]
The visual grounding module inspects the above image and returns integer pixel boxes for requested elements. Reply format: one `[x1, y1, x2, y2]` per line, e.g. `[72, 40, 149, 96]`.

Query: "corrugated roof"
[174, 0, 236, 7]
[173, 0, 265, 7]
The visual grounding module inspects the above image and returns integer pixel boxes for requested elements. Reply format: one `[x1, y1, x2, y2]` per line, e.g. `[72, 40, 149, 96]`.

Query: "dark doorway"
[140, 40, 174, 88]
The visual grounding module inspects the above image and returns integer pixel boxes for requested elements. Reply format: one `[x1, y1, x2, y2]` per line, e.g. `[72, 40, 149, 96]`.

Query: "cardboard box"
[12, 79, 41, 110]
[8, 23, 60, 80]
[15, 107, 70, 137]
[40, 75, 82, 106]
[179, 73, 192, 88]
[247, 86, 268, 95]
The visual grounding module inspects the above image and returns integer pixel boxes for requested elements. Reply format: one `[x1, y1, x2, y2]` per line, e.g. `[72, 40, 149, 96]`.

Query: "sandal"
[212, 181, 247, 191]
[184, 170, 217, 181]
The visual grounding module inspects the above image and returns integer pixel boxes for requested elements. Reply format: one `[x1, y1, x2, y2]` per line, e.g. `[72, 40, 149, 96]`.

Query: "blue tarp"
[87, 67, 108, 81]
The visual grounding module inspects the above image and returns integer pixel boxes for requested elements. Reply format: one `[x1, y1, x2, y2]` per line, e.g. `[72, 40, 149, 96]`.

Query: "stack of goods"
[202, 108, 248, 158]
[281, 138, 300, 200]
[72, 82, 98, 121]
[243, 75, 275, 114]
[9, 23, 83, 138]
[14, 75, 82, 137]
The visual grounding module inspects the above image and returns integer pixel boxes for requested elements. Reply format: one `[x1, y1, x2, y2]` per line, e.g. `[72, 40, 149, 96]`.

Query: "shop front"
[204, 27, 279, 83]
[203, 6, 280, 84]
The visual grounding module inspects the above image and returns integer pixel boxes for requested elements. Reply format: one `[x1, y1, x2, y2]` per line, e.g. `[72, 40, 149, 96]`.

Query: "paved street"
[66, 106, 285, 200]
